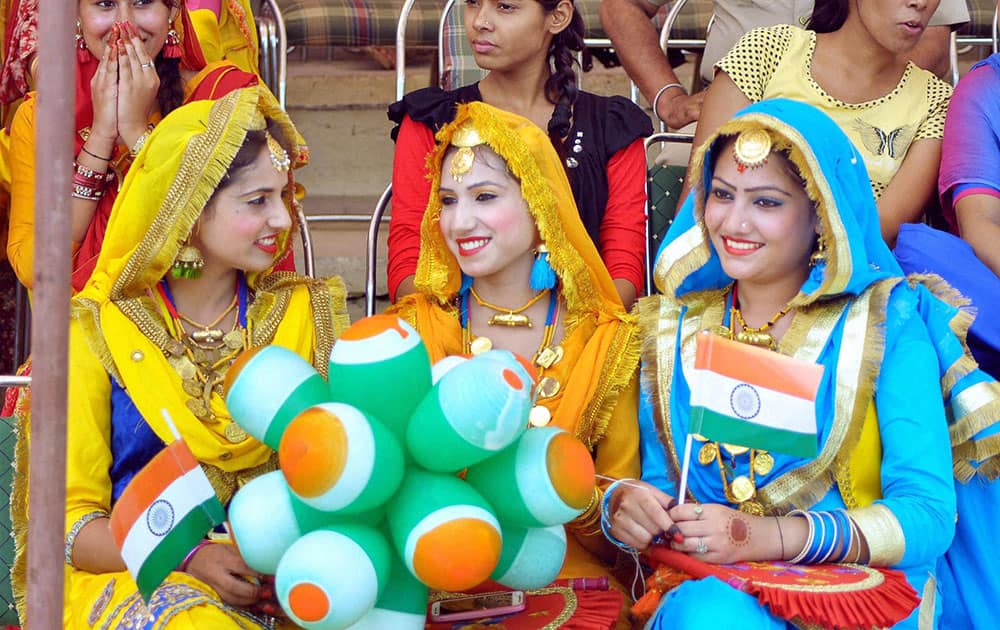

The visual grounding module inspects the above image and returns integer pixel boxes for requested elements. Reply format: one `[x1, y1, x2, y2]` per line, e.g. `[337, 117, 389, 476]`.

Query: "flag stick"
[676, 433, 694, 505]
[161, 409, 182, 442]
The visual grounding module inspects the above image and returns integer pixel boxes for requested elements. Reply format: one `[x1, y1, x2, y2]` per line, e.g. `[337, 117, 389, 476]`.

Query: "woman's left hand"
[667, 502, 768, 564]
[115, 21, 159, 146]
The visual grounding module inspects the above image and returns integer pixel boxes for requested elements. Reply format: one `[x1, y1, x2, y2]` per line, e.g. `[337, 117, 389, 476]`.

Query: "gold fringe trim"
[576, 314, 640, 449]
[72, 299, 124, 385]
[906, 272, 977, 398]
[9, 381, 31, 625]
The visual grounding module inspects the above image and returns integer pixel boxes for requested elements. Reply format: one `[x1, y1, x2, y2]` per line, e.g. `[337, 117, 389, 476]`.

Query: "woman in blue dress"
[602, 99, 1000, 628]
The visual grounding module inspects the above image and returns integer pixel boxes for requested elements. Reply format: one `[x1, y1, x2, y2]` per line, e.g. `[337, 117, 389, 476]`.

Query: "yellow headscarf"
[415, 101, 624, 326]
[71, 85, 346, 477]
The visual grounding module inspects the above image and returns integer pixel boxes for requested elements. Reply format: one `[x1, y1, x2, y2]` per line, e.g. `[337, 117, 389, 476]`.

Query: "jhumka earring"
[163, 22, 181, 59]
[732, 128, 772, 173]
[530, 244, 557, 291]
[172, 238, 204, 279]
[76, 20, 90, 63]
[266, 132, 291, 172]
[809, 233, 828, 267]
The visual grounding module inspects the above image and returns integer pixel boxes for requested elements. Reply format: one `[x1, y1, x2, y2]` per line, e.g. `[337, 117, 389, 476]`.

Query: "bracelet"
[599, 478, 638, 552]
[651, 82, 686, 125]
[129, 130, 151, 159]
[74, 161, 108, 181]
[786, 509, 814, 564]
[774, 516, 785, 560]
[568, 486, 603, 536]
[80, 145, 113, 162]
[179, 540, 214, 573]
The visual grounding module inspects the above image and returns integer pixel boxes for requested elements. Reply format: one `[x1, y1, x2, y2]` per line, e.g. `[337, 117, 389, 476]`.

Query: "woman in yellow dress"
[389, 101, 640, 625]
[13, 85, 348, 628]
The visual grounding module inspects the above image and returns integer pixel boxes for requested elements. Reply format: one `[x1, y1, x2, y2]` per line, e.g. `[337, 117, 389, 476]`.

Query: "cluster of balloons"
[223, 315, 596, 629]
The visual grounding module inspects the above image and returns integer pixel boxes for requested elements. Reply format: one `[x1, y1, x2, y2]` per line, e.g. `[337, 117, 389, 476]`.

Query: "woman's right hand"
[89, 25, 120, 146]
[184, 542, 263, 608]
[605, 480, 677, 551]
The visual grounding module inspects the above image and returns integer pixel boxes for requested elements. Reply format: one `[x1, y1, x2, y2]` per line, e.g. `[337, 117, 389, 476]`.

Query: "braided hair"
[155, 0, 185, 116]
[539, 0, 584, 154]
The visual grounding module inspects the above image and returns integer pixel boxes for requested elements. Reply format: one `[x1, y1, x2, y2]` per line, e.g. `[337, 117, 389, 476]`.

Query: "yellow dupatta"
[394, 101, 639, 450]
[71, 85, 346, 477]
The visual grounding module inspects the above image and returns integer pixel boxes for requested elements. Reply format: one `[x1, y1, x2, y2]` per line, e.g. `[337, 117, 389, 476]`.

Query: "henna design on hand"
[727, 513, 751, 547]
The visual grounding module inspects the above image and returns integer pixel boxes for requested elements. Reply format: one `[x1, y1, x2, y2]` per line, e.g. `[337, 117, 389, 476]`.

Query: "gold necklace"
[157, 283, 250, 444]
[469, 286, 549, 327]
[176, 293, 239, 345]
[462, 292, 564, 427]
[730, 284, 792, 351]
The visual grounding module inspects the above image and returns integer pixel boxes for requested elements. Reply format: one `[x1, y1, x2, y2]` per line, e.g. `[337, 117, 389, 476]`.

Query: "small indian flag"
[689, 331, 824, 459]
[110, 438, 225, 601]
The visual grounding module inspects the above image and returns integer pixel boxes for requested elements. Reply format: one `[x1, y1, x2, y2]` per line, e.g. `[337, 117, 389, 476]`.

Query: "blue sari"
[636, 99, 1000, 628]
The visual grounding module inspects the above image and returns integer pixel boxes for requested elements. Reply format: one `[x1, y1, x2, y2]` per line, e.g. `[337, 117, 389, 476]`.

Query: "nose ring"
[740, 221, 749, 230]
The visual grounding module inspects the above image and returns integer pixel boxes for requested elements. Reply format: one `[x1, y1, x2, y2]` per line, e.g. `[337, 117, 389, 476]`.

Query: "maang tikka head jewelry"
[732, 128, 772, 173]
[449, 121, 485, 183]
[266, 132, 291, 172]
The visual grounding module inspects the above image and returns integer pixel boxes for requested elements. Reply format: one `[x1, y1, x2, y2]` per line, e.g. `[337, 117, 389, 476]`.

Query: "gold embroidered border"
[752, 564, 885, 592]
[918, 573, 937, 630]
[850, 503, 905, 566]
[759, 280, 895, 512]
[577, 314, 640, 449]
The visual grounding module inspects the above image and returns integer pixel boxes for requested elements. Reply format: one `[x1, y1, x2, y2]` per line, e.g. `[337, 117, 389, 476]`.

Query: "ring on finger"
[695, 538, 708, 554]
[140, 61, 154, 69]
[693, 504, 703, 518]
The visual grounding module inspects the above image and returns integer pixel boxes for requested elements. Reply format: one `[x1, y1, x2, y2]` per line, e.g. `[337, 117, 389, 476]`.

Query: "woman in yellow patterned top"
[388, 101, 640, 626]
[12, 86, 349, 628]
[688, 0, 951, 246]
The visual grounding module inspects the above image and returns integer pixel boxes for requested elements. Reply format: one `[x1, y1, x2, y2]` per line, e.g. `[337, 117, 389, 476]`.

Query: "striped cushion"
[959, 0, 996, 39]
[278, 0, 441, 48]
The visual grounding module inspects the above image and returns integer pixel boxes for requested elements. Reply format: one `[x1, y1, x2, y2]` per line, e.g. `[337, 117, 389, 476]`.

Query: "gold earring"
[172, 238, 204, 279]
[809, 234, 827, 267]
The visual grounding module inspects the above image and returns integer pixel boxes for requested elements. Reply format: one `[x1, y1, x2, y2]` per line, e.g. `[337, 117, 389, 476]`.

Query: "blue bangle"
[830, 509, 853, 563]
[600, 479, 639, 553]
[803, 511, 827, 563]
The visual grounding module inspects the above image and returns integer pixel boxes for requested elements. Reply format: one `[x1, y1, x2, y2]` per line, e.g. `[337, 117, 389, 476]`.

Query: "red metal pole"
[27, 0, 75, 626]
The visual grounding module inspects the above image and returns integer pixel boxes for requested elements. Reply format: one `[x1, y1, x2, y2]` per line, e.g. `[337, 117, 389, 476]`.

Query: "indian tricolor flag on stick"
[110, 411, 225, 601]
[690, 331, 824, 459]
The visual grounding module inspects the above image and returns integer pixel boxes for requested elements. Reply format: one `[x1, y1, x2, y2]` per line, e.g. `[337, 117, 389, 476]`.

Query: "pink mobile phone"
[429, 590, 526, 622]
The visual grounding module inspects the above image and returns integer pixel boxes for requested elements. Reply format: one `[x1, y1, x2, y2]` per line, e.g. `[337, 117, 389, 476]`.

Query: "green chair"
[0, 412, 21, 625]
[644, 132, 693, 295]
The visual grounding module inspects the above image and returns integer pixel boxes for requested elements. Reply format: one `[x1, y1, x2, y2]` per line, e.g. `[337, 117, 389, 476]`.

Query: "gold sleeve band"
[849, 503, 905, 566]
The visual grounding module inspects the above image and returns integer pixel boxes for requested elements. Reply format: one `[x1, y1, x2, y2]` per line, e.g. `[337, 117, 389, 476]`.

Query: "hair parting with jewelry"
[204, 119, 294, 213]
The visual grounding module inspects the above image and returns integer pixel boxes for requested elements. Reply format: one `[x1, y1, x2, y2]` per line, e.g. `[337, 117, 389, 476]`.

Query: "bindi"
[728, 514, 751, 547]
